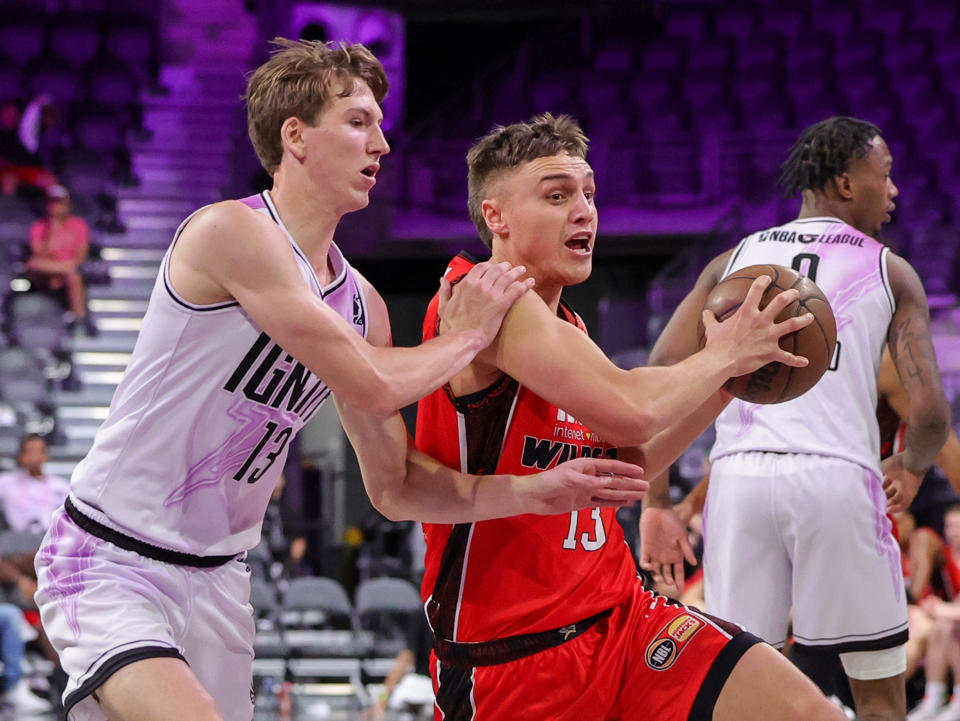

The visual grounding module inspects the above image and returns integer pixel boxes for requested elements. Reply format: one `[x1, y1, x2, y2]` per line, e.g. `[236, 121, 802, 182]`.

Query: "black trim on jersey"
[687, 631, 760, 721]
[433, 608, 611, 668]
[162, 273, 239, 311]
[879, 246, 895, 314]
[792, 627, 909, 654]
[64, 646, 185, 719]
[726, 239, 747, 275]
[435, 661, 476, 721]
[442, 374, 516, 416]
[64, 497, 237, 568]
[260, 190, 349, 299]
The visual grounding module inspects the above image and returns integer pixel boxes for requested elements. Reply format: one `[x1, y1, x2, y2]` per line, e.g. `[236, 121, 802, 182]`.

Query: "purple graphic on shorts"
[164, 398, 299, 507]
[862, 467, 903, 602]
[734, 401, 759, 438]
[36, 511, 102, 639]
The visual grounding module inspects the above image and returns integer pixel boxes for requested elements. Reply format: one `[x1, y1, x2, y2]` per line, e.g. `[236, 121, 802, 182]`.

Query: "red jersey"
[415, 253, 637, 643]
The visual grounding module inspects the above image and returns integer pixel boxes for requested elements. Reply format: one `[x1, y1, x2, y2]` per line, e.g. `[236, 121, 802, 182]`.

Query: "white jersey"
[69, 190, 368, 556]
[710, 217, 895, 472]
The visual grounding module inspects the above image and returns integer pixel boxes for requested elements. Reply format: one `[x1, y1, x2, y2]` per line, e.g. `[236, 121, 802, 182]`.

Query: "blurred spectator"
[0, 434, 70, 534]
[261, 475, 311, 577]
[19, 94, 70, 170]
[0, 101, 56, 195]
[26, 184, 97, 336]
[0, 602, 51, 715]
[364, 609, 433, 720]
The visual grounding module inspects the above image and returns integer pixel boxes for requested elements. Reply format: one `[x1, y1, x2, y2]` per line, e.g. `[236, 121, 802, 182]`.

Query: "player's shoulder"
[182, 199, 277, 238]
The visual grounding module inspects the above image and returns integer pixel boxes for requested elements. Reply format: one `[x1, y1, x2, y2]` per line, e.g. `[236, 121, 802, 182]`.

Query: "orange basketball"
[698, 264, 837, 404]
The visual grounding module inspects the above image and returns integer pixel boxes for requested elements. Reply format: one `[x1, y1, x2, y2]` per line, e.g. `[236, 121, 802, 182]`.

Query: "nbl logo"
[644, 614, 705, 671]
[645, 638, 678, 669]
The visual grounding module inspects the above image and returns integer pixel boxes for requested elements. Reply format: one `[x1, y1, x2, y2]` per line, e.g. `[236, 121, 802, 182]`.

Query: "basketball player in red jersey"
[643, 117, 951, 721]
[36, 43, 649, 721]
[414, 113, 844, 721]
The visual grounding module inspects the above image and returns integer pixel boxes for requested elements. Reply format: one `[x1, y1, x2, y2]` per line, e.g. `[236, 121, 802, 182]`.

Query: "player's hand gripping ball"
[699, 264, 837, 404]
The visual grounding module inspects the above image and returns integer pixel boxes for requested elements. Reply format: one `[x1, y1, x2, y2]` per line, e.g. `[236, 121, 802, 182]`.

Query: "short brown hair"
[466, 113, 589, 248]
[244, 38, 388, 174]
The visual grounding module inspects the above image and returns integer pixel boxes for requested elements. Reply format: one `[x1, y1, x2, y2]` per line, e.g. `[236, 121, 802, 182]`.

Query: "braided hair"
[778, 117, 882, 197]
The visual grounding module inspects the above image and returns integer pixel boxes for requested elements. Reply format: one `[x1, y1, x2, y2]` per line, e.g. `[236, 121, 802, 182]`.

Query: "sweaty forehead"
[324, 82, 382, 119]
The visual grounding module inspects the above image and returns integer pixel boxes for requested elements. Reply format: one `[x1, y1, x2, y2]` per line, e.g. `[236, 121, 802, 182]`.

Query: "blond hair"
[466, 113, 589, 248]
[244, 38, 388, 174]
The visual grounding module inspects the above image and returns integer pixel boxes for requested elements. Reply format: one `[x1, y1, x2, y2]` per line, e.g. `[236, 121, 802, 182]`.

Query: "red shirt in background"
[29, 215, 89, 263]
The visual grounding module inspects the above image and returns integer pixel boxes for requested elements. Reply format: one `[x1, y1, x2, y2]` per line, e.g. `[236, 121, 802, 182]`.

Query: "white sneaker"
[911, 696, 947, 721]
[3, 679, 52, 715]
[934, 698, 960, 721]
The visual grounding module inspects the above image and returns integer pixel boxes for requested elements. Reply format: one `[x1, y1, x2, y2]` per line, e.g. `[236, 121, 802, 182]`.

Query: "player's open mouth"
[565, 234, 593, 255]
[361, 164, 379, 178]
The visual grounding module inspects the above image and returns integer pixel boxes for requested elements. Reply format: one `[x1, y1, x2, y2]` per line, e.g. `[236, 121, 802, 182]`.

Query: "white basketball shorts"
[34, 505, 256, 721]
[704, 452, 907, 653]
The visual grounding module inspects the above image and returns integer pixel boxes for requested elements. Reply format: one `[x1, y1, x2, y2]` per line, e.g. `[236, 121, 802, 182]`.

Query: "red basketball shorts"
[430, 577, 760, 720]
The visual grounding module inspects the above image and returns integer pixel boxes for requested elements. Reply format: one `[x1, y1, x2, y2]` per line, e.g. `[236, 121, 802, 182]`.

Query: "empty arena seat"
[7, 292, 68, 352]
[0, 20, 46, 68]
[49, 19, 102, 67]
[353, 576, 423, 657]
[75, 112, 126, 153]
[0, 347, 51, 410]
[27, 63, 83, 104]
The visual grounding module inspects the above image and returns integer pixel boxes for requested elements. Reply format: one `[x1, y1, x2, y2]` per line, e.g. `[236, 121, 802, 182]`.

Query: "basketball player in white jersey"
[32, 40, 654, 721]
[641, 117, 951, 721]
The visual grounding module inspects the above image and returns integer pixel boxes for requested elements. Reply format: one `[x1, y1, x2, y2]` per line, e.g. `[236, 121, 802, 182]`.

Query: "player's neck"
[268, 181, 340, 285]
[796, 195, 854, 229]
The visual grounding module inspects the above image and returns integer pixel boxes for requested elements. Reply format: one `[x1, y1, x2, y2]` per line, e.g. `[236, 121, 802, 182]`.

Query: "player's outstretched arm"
[479, 259, 809, 448]
[882, 254, 951, 511]
[333, 298, 646, 522]
[171, 202, 531, 416]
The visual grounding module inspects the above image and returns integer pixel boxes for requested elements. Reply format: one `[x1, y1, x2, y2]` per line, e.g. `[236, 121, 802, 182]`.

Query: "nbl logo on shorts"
[644, 614, 705, 671]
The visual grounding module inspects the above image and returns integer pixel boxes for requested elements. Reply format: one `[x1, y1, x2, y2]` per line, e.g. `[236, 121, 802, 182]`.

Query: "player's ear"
[834, 172, 854, 200]
[482, 198, 507, 237]
[281, 117, 307, 161]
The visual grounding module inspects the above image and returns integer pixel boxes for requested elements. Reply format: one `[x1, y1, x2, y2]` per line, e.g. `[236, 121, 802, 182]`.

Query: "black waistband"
[432, 608, 611, 668]
[64, 497, 237, 568]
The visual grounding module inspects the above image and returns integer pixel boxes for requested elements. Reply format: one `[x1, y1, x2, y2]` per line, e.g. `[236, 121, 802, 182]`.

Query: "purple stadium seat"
[27, 64, 83, 104]
[530, 74, 579, 118]
[783, 36, 833, 72]
[688, 93, 741, 133]
[640, 39, 686, 75]
[687, 43, 732, 76]
[763, 7, 809, 39]
[743, 93, 793, 132]
[665, 8, 709, 43]
[861, 6, 908, 37]
[733, 35, 782, 73]
[103, 20, 156, 75]
[0, 68, 23, 103]
[838, 66, 885, 108]
[0, 20, 46, 68]
[732, 68, 778, 105]
[909, 2, 957, 39]
[630, 75, 673, 107]
[50, 20, 102, 67]
[75, 112, 125, 152]
[714, 6, 758, 40]
[833, 36, 882, 68]
[593, 36, 634, 74]
[810, 6, 856, 36]
[785, 74, 831, 106]
[87, 65, 140, 107]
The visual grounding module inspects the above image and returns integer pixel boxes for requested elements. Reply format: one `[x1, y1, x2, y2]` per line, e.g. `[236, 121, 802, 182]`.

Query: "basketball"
[698, 264, 837, 404]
